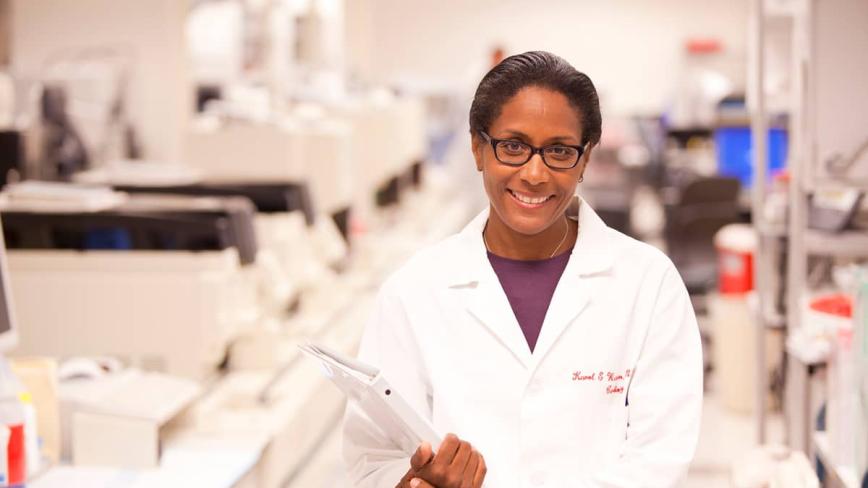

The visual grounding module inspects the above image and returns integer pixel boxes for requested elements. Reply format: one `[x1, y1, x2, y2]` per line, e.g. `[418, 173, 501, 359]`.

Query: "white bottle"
[0, 425, 9, 487]
[0, 357, 28, 484]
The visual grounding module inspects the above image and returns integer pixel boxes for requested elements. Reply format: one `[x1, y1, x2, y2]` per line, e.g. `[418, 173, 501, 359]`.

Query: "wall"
[350, 0, 750, 116]
[345, 0, 375, 83]
[10, 0, 191, 164]
[813, 0, 868, 183]
[0, 0, 9, 67]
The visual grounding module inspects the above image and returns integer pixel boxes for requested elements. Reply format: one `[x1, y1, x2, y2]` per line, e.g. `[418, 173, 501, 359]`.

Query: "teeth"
[511, 191, 549, 205]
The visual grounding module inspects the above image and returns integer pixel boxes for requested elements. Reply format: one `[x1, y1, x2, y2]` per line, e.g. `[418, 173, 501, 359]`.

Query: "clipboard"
[299, 342, 443, 455]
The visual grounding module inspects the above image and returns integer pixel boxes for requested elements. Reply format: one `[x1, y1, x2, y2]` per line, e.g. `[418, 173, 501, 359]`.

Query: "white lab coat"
[343, 198, 703, 488]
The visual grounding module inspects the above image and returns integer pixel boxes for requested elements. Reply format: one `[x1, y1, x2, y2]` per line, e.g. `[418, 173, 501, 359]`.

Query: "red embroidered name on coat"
[571, 371, 596, 381]
[571, 368, 633, 395]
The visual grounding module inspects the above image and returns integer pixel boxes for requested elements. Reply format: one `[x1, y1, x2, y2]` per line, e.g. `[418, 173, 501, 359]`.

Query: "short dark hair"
[469, 51, 602, 146]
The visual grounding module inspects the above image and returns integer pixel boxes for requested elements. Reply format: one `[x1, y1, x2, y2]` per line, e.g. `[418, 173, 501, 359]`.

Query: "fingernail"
[410, 478, 421, 488]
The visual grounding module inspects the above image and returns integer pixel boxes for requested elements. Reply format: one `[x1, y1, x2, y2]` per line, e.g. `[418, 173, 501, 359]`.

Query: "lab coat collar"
[448, 196, 616, 287]
[446, 197, 615, 369]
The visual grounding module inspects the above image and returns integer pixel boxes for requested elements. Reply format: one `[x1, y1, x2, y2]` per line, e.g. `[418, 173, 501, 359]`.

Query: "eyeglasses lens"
[495, 141, 579, 168]
[543, 146, 579, 168]
[495, 141, 530, 164]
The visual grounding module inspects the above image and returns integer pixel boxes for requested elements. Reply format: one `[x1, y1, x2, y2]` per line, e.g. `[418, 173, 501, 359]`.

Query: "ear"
[578, 144, 594, 180]
[471, 133, 485, 172]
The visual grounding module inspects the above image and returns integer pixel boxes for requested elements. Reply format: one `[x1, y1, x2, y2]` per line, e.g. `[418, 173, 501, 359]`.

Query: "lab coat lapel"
[465, 273, 533, 368]
[529, 199, 615, 370]
[448, 209, 533, 368]
[530, 267, 591, 367]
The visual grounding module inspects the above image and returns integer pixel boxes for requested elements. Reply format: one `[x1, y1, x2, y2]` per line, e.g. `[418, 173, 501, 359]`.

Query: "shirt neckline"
[486, 248, 573, 264]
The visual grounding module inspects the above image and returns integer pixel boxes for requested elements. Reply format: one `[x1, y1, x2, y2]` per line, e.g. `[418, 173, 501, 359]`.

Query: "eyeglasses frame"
[478, 130, 588, 170]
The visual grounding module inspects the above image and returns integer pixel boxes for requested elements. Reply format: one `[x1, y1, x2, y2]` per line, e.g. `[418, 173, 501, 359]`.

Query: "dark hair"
[469, 51, 602, 146]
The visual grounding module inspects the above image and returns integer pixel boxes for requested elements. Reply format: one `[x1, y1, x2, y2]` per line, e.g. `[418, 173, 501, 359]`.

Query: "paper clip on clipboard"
[298, 342, 443, 455]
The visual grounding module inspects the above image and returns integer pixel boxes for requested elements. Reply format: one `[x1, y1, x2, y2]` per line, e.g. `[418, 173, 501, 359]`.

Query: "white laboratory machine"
[328, 94, 428, 220]
[186, 92, 427, 223]
[74, 164, 346, 305]
[185, 114, 354, 220]
[2, 184, 260, 380]
[184, 113, 353, 295]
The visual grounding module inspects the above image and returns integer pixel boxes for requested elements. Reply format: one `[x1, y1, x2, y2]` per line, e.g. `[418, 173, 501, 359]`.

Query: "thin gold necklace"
[484, 216, 570, 259]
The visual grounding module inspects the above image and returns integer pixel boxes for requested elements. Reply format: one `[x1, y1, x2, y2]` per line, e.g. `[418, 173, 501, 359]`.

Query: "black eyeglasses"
[479, 131, 587, 170]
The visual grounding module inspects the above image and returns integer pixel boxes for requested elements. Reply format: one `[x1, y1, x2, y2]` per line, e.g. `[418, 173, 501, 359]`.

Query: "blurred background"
[0, 0, 866, 486]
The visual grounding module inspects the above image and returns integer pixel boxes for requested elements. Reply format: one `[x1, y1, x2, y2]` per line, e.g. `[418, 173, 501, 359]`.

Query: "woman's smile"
[506, 188, 556, 209]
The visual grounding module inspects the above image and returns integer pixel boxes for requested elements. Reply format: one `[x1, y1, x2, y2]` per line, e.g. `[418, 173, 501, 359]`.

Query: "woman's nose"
[519, 153, 550, 186]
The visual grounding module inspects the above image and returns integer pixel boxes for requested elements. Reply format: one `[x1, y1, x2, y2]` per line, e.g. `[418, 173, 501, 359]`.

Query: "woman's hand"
[395, 441, 434, 488]
[397, 433, 487, 488]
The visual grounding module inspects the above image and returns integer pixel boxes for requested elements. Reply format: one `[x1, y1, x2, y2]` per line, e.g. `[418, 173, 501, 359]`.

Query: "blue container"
[714, 126, 788, 188]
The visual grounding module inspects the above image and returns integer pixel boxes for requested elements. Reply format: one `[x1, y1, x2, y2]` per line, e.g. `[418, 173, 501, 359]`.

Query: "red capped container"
[714, 224, 758, 295]
[6, 423, 25, 486]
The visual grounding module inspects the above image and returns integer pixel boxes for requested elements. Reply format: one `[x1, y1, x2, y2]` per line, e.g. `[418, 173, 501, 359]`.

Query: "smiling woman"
[343, 51, 703, 488]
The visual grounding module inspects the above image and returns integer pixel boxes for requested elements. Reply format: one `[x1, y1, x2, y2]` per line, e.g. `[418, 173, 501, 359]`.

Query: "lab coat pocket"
[606, 403, 630, 460]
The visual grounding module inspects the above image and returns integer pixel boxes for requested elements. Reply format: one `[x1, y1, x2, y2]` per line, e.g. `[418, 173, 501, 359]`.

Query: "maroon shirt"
[487, 250, 572, 352]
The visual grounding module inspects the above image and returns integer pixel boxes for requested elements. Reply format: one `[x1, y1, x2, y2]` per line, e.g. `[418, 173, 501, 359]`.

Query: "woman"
[344, 51, 702, 488]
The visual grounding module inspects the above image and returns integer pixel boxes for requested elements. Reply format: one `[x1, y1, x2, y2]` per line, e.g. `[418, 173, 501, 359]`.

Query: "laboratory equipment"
[9, 0, 191, 164]
[184, 116, 354, 221]
[0, 425, 8, 485]
[186, 92, 427, 231]
[184, 113, 359, 295]
[714, 126, 788, 188]
[58, 368, 200, 468]
[0, 130, 24, 186]
[108, 181, 342, 301]
[0, 396, 25, 486]
[37, 85, 90, 179]
[111, 182, 315, 226]
[807, 188, 864, 232]
[0, 214, 18, 352]
[334, 95, 427, 218]
[0, 216, 29, 484]
[1, 193, 258, 264]
[75, 166, 346, 304]
[0, 71, 23, 186]
[2, 192, 261, 380]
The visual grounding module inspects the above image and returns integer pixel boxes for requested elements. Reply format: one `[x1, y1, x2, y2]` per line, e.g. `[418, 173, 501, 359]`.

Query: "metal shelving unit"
[786, 0, 868, 462]
[749, 0, 800, 446]
[804, 230, 868, 259]
[752, 3, 868, 477]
